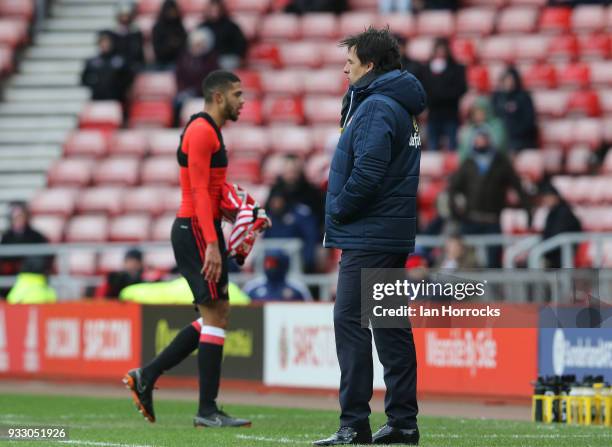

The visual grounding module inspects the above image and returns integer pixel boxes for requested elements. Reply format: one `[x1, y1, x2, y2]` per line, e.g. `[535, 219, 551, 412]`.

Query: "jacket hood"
[357, 69, 427, 116]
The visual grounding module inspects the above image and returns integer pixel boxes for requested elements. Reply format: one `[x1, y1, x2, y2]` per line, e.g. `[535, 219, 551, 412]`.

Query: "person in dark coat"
[420, 37, 467, 151]
[540, 182, 582, 268]
[198, 0, 247, 69]
[492, 66, 538, 152]
[152, 0, 187, 67]
[94, 248, 145, 298]
[81, 30, 133, 102]
[285, 0, 348, 14]
[111, 1, 145, 70]
[316, 28, 426, 447]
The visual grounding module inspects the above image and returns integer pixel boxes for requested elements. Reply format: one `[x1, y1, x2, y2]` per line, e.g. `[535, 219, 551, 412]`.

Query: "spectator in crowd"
[285, 0, 348, 14]
[539, 181, 582, 268]
[6, 257, 56, 304]
[94, 248, 146, 298]
[0, 202, 49, 297]
[435, 232, 478, 270]
[268, 154, 325, 234]
[420, 37, 467, 151]
[458, 97, 507, 161]
[152, 0, 187, 68]
[379, 0, 411, 13]
[243, 249, 312, 301]
[397, 36, 425, 81]
[199, 0, 247, 69]
[492, 66, 538, 153]
[448, 128, 530, 268]
[81, 30, 133, 102]
[111, 1, 145, 70]
[174, 28, 219, 124]
[264, 188, 319, 273]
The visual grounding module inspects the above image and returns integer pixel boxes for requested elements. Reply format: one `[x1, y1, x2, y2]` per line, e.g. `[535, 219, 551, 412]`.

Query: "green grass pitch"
[1, 393, 611, 446]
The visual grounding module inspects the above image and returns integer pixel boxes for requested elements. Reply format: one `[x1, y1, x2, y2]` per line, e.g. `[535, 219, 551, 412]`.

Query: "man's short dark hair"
[339, 26, 401, 74]
[202, 70, 241, 102]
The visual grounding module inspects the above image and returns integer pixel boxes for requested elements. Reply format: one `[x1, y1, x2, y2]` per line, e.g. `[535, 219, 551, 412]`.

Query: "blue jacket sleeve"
[329, 100, 395, 223]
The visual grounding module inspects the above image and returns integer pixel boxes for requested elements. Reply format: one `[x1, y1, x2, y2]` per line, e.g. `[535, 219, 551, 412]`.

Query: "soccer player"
[314, 28, 426, 445]
[123, 70, 251, 428]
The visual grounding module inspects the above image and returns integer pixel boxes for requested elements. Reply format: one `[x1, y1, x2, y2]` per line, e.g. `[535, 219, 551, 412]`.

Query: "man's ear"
[366, 61, 375, 73]
[213, 90, 223, 105]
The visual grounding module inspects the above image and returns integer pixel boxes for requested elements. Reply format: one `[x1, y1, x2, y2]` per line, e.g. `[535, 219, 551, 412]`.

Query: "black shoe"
[313, 426, 372, 445]
[372, 424, 419, 445]
[123, 368, 155, 423]
[193, 408, 252, 428]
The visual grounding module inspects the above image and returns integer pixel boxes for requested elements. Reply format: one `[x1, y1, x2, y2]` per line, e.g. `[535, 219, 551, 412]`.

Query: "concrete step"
[0, 188, 38, 203]
[20, 60, 84, 74]
[44, 18, 114, 32]
[0, 145, 62, 159]
[0, 130, 70, 145]
[8, 73, 81, 88]
[0, 160, 54, 172]
[0, 117, 77, 130]
[24, 46, 96, 60]
[4, 87, 89, 102]
[0, 174, 47, 188]
[35, 32, 97, 47]
[52, 5, 115, 18]
[0, 102, 83, 116]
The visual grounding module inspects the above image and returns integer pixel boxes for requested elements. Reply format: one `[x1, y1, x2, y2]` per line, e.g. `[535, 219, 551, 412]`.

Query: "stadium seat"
[377, 14, 415, 38]
[501, 208, 529, 234]
[540, 119, 573, 148]
[30, 215, 65, 243]
[152, 214, 175, 241]
[304, 153, 330, 188]
[144, 248, 176, 273]
[97, 248, 128, 274]
[565, 146, 592, 174]
[0, 45, 13, 76]
[541, 146, 563, 174]
[589, 61, 612, 86]
[299, 13, 337, 40]
[417, 179, 445, 211]
[573, 118, 603, 149]
[467, 65, 490, 92]
[141, 156, 180, 185]
[248, 42, 281, 68]
[65, 215, 109, 243]
[123, 186, 167, 216]
[443, 152, 459, 175]
[487, 63, 509, 88]
[109, 214, 152, 242]
[234, 98, 264, 125]
[66, 250, 97, 275]
[599, 89, 612, 115]
[259, 70, 304, 95]
[226, 156, 261, 183]
[234, 70, 262, 96]
[497, 7, 539, 34]
[63, 130, 108, 158]
[539, 7, 572, 33]
[514, 149, 544, 182]
[178, 0, 208, 14]
[515, 35, 550, 62]
[0, 19, 28, 49]
[304, 69, 347, 96]
[131, 72, 177, 101]
[163, 188, 180, 214]
[480, 36, 515, 63]
[223, 126, 269, 155]
[303, 95, 342, 125]
[311, 125, 340, 152]
[557, 62, 591, 88]
[262, 96, 304, 124]
[109, 130, 149, 158]
[339, 12, 377, 37]
[79, 101, 122, 132]
[520, 63, 557, 89]
[260, 14, 300, 40]
[148, 129, 181, 155]
[419, 152, 445, 178]
[566, 90, 601, 117]
[261, 153, 286, 184]
[0, 0, 34, 20]
[76, 186, 124, 215]
[129, 100, 173, 128]
[226, 0, 271, 14]
[278, 42, 323, 68]
[30, 188, 79, 217]
[48, 158, 95, 187]
[451, 38, 477, 65]
[137, 0, 163, 14]
[179, 98, 203, 126]
[532, 90, 569, 117]
[571, 5, 606, 32]
[548, 34, 579, 61]
[233, 13, 259, 41]
[321, 43, 349, 67]
[92, 157, 140, 186]
[416, 10, 454, 36]
[268, 126, 313, 155]
[456, 8, 496, 36]
[406, 37, 434, 62]
[579, 34, 611, 60]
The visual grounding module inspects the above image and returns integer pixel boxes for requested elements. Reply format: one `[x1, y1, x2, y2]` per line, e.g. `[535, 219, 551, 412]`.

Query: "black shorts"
[171, 217, 229, 304]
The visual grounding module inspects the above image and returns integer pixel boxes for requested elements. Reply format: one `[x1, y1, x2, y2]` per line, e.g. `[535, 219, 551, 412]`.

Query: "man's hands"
[201, 241, 222, 283]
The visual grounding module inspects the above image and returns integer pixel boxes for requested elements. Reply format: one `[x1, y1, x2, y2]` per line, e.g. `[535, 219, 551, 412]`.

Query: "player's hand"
[202, 241, 222, 283]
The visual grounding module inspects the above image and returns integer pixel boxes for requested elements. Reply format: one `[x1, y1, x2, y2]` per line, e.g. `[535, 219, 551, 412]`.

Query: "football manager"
[315, 27, 426, 446]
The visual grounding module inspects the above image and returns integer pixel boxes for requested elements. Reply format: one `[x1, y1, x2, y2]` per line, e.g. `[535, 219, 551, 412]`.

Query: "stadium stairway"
[0, 0, 116, 230]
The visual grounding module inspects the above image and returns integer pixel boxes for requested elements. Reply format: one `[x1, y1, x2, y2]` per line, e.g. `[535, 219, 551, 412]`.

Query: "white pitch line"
[56, 440, 156, 447]
[235, 434, 311, 444]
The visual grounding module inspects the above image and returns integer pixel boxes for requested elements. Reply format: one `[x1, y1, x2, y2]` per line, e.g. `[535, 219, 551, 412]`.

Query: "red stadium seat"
[418, 179, 445, 211]
[259, 70, 304, 95]
[79, 101, 122, 132]
[0, 19, 28, 49]
[48, 158, 95, 187]
[268, 126, 313, 155]
[231, 13, 258, 40]
[148, 129, 181, 155]
[178, 0, 208, 14]
[63, 130, 108, 158]
[557, 62, 591, 88]
[248, 42, 281, 68]
[451, 38, 477, 65]
[304, 153, 330, 188]
[419, 152, 445, 178]
[278, 42, 323, 68]
[92, 157, 140, 186]
[406, 37, 434, 63]
[300, 13, 337, 39]
[234, 98, 263, 125]
[109, 130, 149, 158]
[0, 0, 34, 20]
[163, 188, 180, 213]
[234, 70, 262, 95]
[540, 119, 573, 148]
[321, 44, 349, 67]
[97, 248, 128, 274]
[304, 69, 347, 96]
[480, 36, 515, 63]
[123, 186, 167, 216]
[467, 65, 490, 92]
[514, 149, 544, 182]
[539, 7, 572, 33]
[520, 63, 557, 89]
[303, 96, 342, 125]
[515, 35, 550, 62]
[30, 215, 65, 243]
[573, 118, 603, 148]
[261, 153, 286, 184]
[67, 250, 97, 276]
[571, 5, 606, 32]
[260, 13, 299, 40]
[579, 34, 611, 60]
[377, 14, 415, 38]
[565, 145, 591, 174]
[262, 96, 304, 124]
[456, 8, 496, 36]
[497, 7, 539, 34]
[589, 61, 612, 86]
[137, 0, 163, 14]
[144, 248, 176, 273]
[567, 90, 601, 117]
[131, 72, 177, 101]
[179, 98, 203, 126]
[223, 126, 269, 155]
[532, 90, 569, 118]
[152, 214, 175, 241]
[542, 146, 563, 174]
[599, 89, 612, 115]
[444, 152, 459, 174]
[548, 34, 579, 61]
[109, 214, 152, 242]
[0, 45, 13, 75]
[30, 188, 79, 217]
[226, 0, 271, 14]
[76, 186, 124, 215]
[226, 156, 261, 183]
[416, 10, 454, 36]
[339, 12, 377, 37]
[65, 215, 109, 243]
[311, 125, 340, 152]
[129, 100, 173, 128]
[500, 208, 530, 235]
[141, 156, 180, 185]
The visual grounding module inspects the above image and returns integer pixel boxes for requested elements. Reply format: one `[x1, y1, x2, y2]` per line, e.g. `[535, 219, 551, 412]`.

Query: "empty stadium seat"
[234, 70, 262, 96]
[515, 35, 550, 62]
[298, 13, 336, 40]
[148, 129, 181, 155]
[304, 153, 330, 188]
[79, 101, 122, 132]
[571, 5, 606, 32]
[590, 61, 612, 86]
[501, 208, 530, 234]
[406, 37, 434, 62]
[268, 126, 313, 155]
[557, 62, 591, 88]
[417, 10, 454, 36]
[573, 118, 603, 148]
[226, 156, 261, 183]
[567, 90, 601, 117]
[339, 12, 377, 36]
[92, 157, 140, 186]
[304, 69, 347, 96]
[141, 156, 179, 185]
[262, 96, 304, 124]
[278, 42, 323, 68]
[520, 63, 557, 89]
[259, 70, 304, 95]
[77, 186, 124, 215]
[152, 214, 175, 241]
[31, 215, 65, 243]
[67, 250, 97, 275]
[109, 130, 149, 157]
[579, 34, 611, 60]
[260, 13, 300, 40]
[539, 7, 572, 33]
[0, 19, 28, 49]
[599, 89, 612, 115]
[497, 7, 539, 34]
[131, 72, 177, 101]
[548, 34, 579, 60]
[303, 96, 341, 125]
[65, 215, 109, 243]
[261, 153, 286, 184]
[377, 13, 415, 38]
[223, 126, 269, 155]
[481, 36, 514, 63]
[456, 8, 496, 36]
[0, 0, 34, 20]
[226, 0, 271, 14]
[63, 130, 108, 158]
[179, 97, 203, 126]
[311, 125, 340, 152]
[420, 152, 445, 178]
[97, 248, 128, 274]
[234, 13, 260, 40]
[129, 100, 173, 128]
[235, 98, 264, 125]
[30, 188, 79, 217]
[109, 214, 152, 242]
[248, 42, 281, 68]
[540, 119, 573, 148]
[451, 38, 477, 65]
[566, 146, 592, 174]
[542, 146, 563, 174]
[467, 65, 490, 92]
[144, 248, 176, 273]
[122, 186, 168, 216]
[163, 187, 180, 213]
[137, 0, 163, 14]
[532, 90, 569, 118]
[178, 0, 208, 14]
[514, 149, 544, 182]
[48, 158, 95, 187]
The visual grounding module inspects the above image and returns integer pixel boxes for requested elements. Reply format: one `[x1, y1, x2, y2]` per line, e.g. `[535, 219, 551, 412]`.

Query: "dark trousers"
[427, 118, 459, 151]
[334, 249, 418, 430]
[461, 220, 502, 268]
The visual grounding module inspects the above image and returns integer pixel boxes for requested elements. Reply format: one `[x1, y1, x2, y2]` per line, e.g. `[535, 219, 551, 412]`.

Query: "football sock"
[197, 325, 225, 416]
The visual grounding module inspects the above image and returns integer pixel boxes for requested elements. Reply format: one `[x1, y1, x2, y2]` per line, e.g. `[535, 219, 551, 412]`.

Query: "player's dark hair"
[202, 70, 241, 102]
[339, 26, 401, 74]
